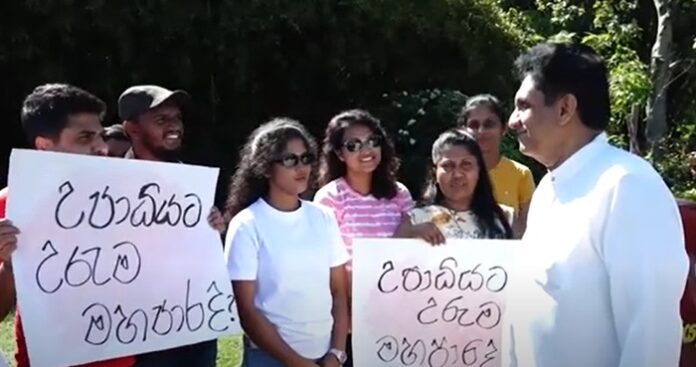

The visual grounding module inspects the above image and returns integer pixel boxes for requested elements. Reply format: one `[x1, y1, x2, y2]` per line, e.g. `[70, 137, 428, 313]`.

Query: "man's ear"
[34, 136, 55, 151]
[558, 94, 578, 127]
[123, 120, 137, 139]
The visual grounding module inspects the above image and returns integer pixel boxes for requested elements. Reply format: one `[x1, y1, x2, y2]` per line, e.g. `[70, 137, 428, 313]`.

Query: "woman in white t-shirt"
[224, 118, 350, 367]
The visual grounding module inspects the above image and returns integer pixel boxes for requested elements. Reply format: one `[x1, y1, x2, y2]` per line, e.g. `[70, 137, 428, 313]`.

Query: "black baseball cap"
[118, 85, 190, 121]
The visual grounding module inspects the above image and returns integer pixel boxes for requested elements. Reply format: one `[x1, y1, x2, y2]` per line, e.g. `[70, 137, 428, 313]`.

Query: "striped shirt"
[314, 177, 413, 270]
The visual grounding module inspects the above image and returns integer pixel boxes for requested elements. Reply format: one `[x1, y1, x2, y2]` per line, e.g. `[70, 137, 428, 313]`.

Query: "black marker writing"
[80, 279, 236, 346]
[373, 336, 499, 367]
[36, 240, 142, 294]
[377, 259, 508, 294]
[54, 181, 203, 230]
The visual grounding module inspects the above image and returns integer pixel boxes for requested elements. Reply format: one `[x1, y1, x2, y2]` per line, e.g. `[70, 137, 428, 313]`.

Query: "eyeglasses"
[341, 135, 383, 153]
[274, 152, 316, 168]
[465, 119, 501, 132]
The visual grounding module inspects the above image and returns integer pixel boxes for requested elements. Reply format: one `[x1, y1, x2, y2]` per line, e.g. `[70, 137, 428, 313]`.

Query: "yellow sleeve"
[519, 166, 535, 204]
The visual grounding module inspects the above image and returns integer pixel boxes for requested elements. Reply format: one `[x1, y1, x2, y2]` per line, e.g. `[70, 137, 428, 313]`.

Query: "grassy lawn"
[1, 316, 12, 365]
[0, 315, 242, 367]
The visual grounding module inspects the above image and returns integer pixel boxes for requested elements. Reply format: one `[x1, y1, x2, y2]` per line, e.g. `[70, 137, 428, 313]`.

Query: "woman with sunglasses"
[224, 118, 350, 367]
[314, 109, 413, 366]
[395, 129, 513, 243]
[456, 94, 535, 237]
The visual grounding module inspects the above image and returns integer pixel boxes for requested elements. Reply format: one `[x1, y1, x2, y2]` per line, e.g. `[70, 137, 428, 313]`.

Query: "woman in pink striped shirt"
[314, 109, 413, 366]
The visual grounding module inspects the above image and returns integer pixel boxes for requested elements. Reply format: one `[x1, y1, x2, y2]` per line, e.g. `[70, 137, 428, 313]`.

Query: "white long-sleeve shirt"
[503, 133, 688, 367]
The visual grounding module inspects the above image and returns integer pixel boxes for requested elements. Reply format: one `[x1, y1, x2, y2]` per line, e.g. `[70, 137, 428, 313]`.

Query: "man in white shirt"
[503, 42, 688, 367]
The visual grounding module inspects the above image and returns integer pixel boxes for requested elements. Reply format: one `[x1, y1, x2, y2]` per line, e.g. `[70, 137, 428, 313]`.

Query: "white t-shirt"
[0, 354, 7, 367]
[224, 198, 350, 359]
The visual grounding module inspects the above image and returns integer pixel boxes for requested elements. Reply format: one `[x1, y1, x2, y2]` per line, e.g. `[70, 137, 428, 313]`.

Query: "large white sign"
[7, 149, 241, 367]
[352, 238, 516, 367]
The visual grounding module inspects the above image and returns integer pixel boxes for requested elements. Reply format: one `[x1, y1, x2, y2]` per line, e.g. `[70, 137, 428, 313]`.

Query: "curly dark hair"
[21, 83, 106, 144]
[420, 129, 513, 239]
[455, 94, 505, 128]
[225, 117, 318, 220]
[514, 42, 610, 130]
[319, 109, 399, 199]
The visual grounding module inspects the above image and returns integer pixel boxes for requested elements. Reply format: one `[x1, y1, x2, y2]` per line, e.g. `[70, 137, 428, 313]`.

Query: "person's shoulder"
[601, 145, 667, 188]
[395, 181, 409, 192]
[590, 147, 675, 212]
[315, 179, 342, 199]
[409, 204, 442, 224]
[394, 181, 413, 198]
[229, 200, 263, 227]
[302, 200, 337, 221]
[502, 157, 533, 175]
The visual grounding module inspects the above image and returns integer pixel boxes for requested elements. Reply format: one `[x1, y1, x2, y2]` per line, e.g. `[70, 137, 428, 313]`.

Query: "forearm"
[0, 261, 16, 321]
[241, 307, 309, 365]
[392, 220, 413, 238]
[329, 292, 349, 351]
[515, 203, 530, 238]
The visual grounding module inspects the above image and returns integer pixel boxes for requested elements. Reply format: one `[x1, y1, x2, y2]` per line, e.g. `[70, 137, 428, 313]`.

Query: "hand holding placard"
[7, 150, 241, 367]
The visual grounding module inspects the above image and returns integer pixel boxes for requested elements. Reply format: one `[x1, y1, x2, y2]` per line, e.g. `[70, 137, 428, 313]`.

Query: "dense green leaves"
[0, 0, 524, 195]
[0, 0, 694, 197]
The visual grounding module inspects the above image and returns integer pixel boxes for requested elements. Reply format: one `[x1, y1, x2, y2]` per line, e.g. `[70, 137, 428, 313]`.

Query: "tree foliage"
[0, 0, 526, 196]
[499, 0, 696, 197]
[0, 0, 694, 197]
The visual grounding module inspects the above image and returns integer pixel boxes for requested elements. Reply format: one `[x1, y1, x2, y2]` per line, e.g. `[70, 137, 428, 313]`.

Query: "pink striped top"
[314, 177, 414, 270]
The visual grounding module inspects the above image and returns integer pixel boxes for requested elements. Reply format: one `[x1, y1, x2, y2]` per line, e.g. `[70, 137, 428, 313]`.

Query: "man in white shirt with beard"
[502, 42, 688, 367]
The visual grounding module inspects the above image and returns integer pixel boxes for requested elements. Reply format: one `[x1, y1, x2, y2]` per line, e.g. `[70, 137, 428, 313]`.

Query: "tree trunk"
[628, 103, 642, 155]
[645, 0, 673, 156]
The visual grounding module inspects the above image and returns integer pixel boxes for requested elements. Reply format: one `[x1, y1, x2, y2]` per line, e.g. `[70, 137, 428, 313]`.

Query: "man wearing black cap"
[119, 85, 221, 367]
[120, 85, 189, 162]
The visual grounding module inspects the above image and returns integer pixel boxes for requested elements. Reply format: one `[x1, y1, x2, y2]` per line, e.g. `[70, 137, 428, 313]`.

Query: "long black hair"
[319, 109, 399, 199]
[420, 129, 513, 239]
[225, 118, 318, 220]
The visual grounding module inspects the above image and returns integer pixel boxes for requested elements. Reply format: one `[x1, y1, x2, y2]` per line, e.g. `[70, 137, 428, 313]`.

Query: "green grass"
[1, 316, 12, 365]
[0, 315, 242, 367]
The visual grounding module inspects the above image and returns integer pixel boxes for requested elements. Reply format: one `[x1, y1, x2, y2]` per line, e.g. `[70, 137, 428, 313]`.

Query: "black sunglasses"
[341, 135, 383, 153]
[274, 152, 316, 168]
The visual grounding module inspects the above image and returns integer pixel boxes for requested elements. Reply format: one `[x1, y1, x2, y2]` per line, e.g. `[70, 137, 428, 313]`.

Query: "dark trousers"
[134, 339, 217, 367]
[345, 333, 353, 367]
[242, 338, 321, 367]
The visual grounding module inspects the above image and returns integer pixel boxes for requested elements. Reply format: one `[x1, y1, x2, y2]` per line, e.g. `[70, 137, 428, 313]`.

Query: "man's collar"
[549, 132, 608, 185]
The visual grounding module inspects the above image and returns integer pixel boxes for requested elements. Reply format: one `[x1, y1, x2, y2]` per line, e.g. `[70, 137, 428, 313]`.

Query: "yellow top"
[488, 156, 535, 213]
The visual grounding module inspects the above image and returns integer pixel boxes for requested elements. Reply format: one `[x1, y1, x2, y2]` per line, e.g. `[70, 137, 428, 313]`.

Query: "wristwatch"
[327, 348, 347, 364]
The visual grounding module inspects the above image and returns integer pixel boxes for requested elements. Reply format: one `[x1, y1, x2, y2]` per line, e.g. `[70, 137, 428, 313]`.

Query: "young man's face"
[37, 113, 107, 156]
[129, 103, 184, 161]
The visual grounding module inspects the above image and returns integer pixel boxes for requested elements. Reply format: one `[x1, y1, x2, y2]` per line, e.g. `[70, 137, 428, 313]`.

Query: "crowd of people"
[0, 41, 689, 367]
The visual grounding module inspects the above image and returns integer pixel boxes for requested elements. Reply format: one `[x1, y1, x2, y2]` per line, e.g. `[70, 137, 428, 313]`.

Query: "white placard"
[7, 149, 241, 367]
[352, 238, 517, 367]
